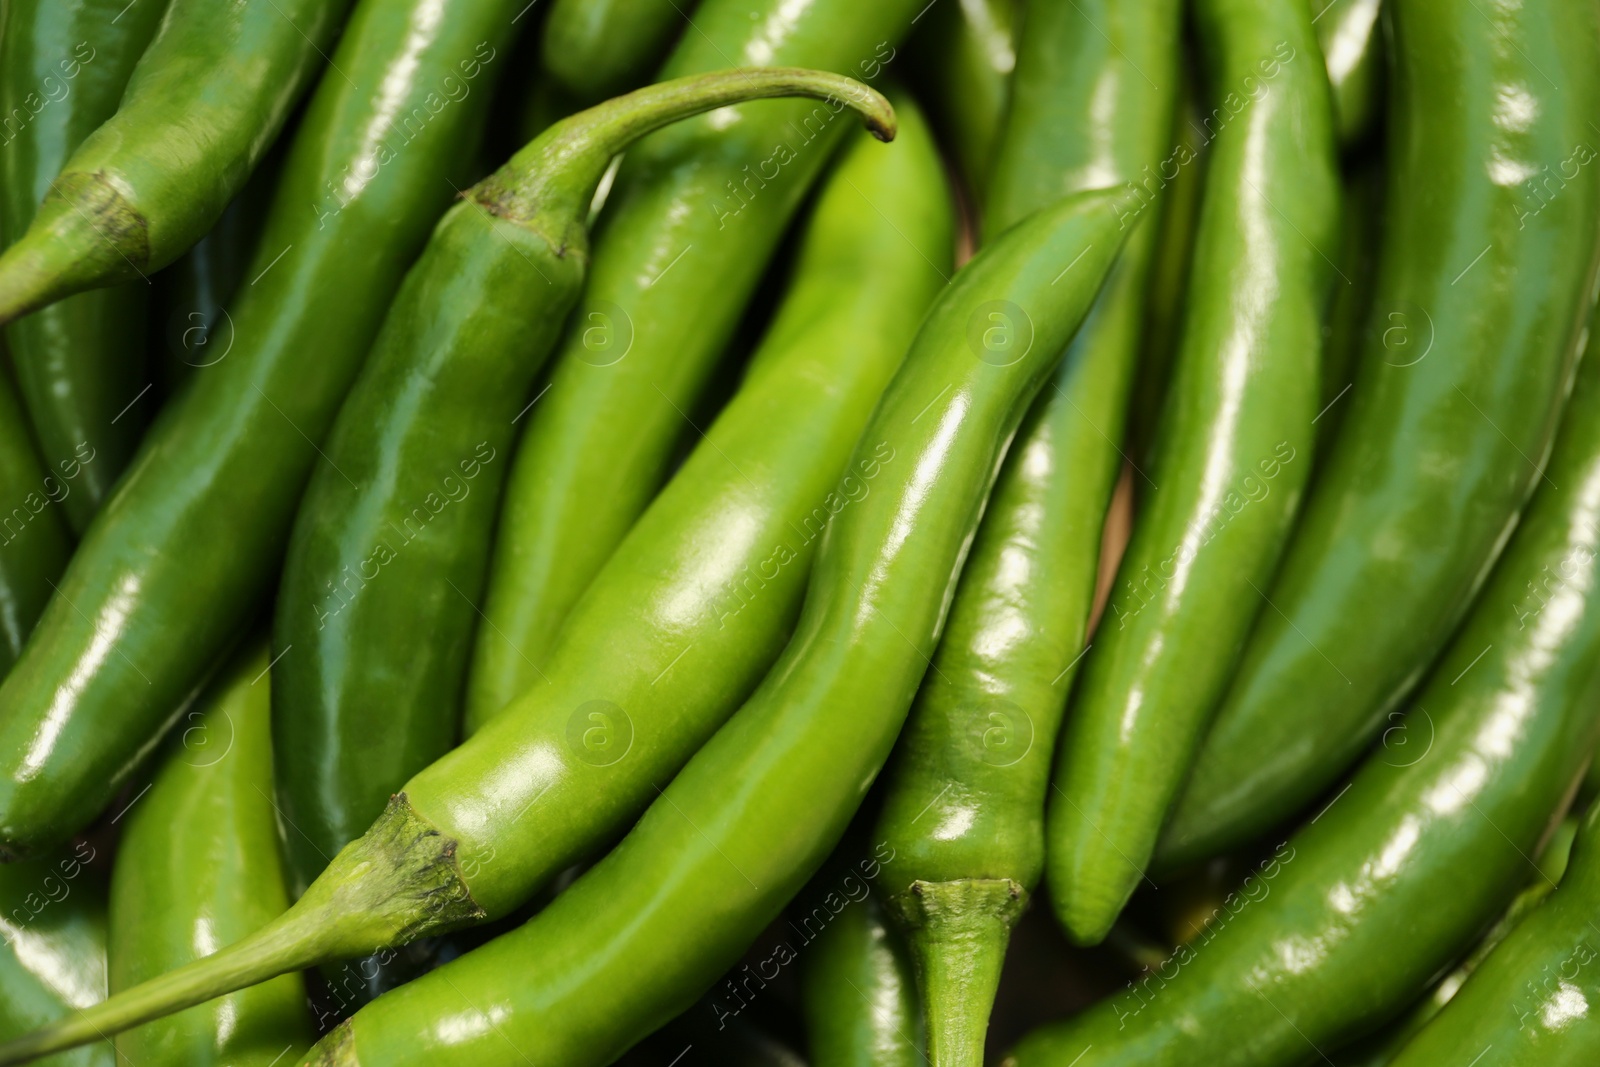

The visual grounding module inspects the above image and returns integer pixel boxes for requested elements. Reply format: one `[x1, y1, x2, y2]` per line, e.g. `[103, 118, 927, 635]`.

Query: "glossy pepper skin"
[1046, 0, 1336, 944]
[1005, 276, 1600, 1067]
[542, 0, 698, 103]
[464, 0, 926, 728]
[1386, 801, 1600, 1065]
[0, 370, 69, 676]
[0, 0, 168, 533]
[801, 889, 922, 1067]
[298, 188, 1128, 1067]
[0, 0, 518, 861]
[0, 74, 908, 1064]
[1158, 0, 1600, 872]
[1311, 0, 1383, 147]
[871, 0, 1180, 1058]
[109, 644, 312, 1066]
[0, 844, 111, 1067]
[0, 0, 355, 323]
[269, 72, 912, 901]
[906, 0, 1016, 205]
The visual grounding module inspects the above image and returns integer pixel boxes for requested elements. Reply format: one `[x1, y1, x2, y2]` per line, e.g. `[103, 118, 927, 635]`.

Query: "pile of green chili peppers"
[0, 0, 1597, 1065]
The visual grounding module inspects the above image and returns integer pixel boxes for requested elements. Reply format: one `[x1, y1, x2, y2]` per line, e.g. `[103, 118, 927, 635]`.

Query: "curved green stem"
[0, 796, 480, 1065]
[471, 66, 895, 251]
[890, 879, 1028, 1067]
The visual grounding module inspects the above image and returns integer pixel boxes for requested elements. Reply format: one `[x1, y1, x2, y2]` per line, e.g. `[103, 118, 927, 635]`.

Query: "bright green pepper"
[0, 0, 169, 533]
[1311, 0, 1384, 147]
[906, 0, 1016, 205]
[0, 842, 111, 1067]
[0, 77, 914, 1061]
[1004, 235, 1600, 1067]
[0, 0, 519, 861]
[0, 0, 355, 323]
[1385, 800, 1600, 1066]
[871, 0, 1181, 1058]
[1158, 0, 1600, 873]
[294, 187, 1128, 1067]
[1046, 0, 1337, 943]
[109, 643, 313, 1066]
[542, 0, 699, 103]
[801, 886, 922, 1067]
[464, 0, 925, 728]
[0, 368, 69, 676]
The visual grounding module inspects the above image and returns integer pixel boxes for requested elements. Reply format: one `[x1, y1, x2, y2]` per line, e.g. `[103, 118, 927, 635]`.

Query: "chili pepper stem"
[0, 795, 481, 1065]
[0, 173, 148, 325]
[889, 879, 1027, 1067]
[469, 66, 894, 242]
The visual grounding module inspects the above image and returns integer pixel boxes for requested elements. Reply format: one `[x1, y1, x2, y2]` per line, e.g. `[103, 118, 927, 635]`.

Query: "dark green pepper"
[0, 0, 355, 322]
[541, 0, 699, 103]
[109, 643, 313, 1066]
[0, 0, 519, 860]
[0, 0, 169, 533]
[1159, 0, 1600, 872]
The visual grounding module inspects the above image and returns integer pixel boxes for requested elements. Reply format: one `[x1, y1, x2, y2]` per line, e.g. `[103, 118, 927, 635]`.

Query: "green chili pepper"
[109, 643, 313, 1066]
[542, 0, 698, 103]
[870, 0, 1180, 1058]
[801, 887, 922, 1067]
[1383, 802, 1600, 1066]
[0, 0, 519, 861]
[0, 369, 69, 676]
[0, 0, 169, 533]
[1331, 813, 1581, 1066]
[269, 68, 909, 900]
[290, 186, 1127, 1067]
[905, 0, 1017, 205]
[1311, 0, 1384, 148]
[1003, 254, 1600, 1067]
[464, 0, 925, 728]
[0, 0, 355, 324]
[0, 842, 110, 1067]
[0, 76, 912, 1062]
[1046, 0, 1337, 944]
[1158, 0, 1600, 873]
